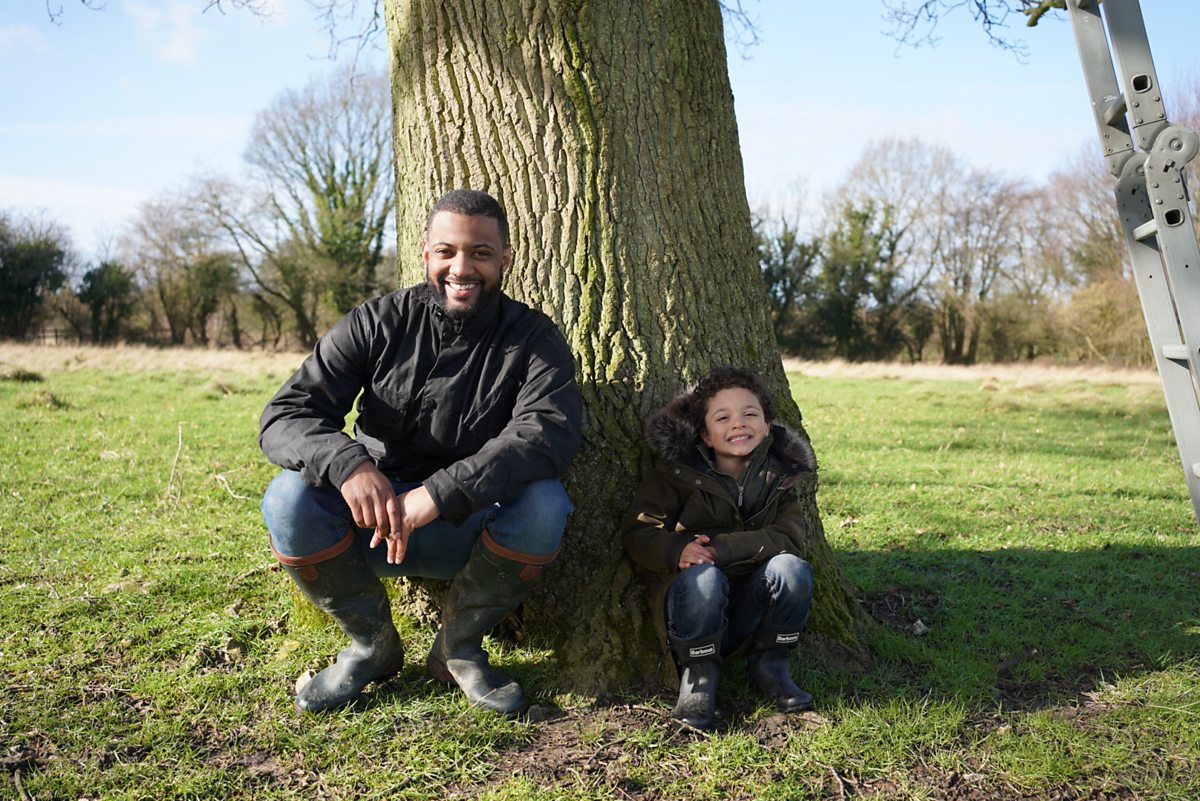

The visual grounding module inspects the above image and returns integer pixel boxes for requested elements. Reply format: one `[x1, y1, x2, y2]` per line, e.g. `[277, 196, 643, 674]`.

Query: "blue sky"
[3, 1, 1200, 263]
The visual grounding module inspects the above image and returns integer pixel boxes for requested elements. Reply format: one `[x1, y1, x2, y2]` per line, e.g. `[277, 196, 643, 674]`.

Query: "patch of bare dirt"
[453, 700, 1149, 801]
[445, 701, 831, 799]
[866, 585, 941, 634]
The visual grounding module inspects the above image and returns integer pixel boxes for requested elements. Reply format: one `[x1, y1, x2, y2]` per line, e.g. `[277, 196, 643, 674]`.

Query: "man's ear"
[502, 244, 513, 270]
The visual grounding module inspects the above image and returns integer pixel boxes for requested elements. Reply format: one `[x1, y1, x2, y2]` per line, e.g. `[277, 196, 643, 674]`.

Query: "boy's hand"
[679, 535, 717, 570]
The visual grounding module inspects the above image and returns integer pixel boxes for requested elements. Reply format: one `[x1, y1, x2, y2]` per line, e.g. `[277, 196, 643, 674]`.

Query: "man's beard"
[431, 277, 501, 321]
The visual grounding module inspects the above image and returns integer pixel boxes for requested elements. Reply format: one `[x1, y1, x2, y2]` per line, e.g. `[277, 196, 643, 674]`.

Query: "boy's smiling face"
[700, 386, 770, 466]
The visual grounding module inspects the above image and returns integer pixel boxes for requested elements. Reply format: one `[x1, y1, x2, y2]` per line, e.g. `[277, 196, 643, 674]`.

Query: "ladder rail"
[1067, 0, 1200, 525]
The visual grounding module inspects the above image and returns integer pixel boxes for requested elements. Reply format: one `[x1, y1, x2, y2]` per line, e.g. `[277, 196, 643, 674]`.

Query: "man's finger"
[387, 532, 408, 565]
[350, 501, 374, 532]
[373, 496, 392, 537]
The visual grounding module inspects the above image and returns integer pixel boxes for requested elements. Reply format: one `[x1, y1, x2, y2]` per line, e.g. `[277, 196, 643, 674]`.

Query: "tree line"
[2, 67, 393, 352]
[755, 135, 1164, 366]
[2, 65, 1188, 366]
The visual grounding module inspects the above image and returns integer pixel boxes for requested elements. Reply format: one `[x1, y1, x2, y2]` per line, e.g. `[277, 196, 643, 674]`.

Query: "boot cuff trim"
[271, 527, 355, 568]
[480, 528, 561, 566]
[668, 630, 725, 665]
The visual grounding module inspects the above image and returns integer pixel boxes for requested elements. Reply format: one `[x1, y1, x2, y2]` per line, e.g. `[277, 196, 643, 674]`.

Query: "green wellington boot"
[276, 534, 405, 712]
[426, 531, 556, 716]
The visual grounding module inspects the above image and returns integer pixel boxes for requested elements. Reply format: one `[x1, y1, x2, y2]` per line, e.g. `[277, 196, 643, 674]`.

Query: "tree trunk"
[382, 0, 867, 690]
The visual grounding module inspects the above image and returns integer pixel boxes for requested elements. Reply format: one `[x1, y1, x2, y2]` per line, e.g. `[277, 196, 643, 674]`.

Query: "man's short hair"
[427, 189, 510, 245]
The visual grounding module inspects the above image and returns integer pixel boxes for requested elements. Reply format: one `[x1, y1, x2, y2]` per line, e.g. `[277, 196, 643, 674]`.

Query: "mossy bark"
[378, 0, 868, 690]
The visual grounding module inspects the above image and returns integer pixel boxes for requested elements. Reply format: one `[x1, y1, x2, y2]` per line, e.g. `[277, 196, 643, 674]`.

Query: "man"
[259, 189, 583, 716]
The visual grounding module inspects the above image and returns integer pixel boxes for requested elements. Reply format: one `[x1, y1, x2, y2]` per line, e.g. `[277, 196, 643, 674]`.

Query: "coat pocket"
[356, 382, 410, 439]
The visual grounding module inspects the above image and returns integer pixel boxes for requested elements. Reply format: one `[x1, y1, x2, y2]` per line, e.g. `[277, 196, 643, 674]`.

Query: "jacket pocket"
[356, 382, 410, 439]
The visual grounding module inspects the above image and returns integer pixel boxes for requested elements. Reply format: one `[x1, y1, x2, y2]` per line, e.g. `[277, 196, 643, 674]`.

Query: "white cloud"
[123, 0, 203, 66]
[0, 25, 50, 58]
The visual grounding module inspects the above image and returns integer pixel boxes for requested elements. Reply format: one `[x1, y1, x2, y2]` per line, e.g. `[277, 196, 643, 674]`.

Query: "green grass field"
[1, 349, 1197, 800]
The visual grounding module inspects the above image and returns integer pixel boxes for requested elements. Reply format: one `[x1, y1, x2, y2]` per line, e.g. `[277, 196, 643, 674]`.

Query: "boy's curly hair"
[686, 366, 776, 431]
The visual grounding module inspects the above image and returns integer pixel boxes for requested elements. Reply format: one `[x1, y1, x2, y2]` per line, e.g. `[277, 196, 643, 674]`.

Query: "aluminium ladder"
[1067, 0, 1200, 526]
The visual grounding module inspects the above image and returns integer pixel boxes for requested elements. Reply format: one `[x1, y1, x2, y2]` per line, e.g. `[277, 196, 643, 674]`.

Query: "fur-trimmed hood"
[644, 392, 817, 476]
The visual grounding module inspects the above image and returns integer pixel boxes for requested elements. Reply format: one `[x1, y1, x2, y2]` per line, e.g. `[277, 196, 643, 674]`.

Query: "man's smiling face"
[423, 211, 511, 319]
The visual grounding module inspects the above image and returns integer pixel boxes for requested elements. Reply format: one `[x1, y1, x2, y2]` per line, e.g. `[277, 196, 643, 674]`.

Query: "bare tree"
[928, 169, 1031, 363]
[121, 193, 237, 346]
[1042, 148, 1128, 283]
[835, 137, 948, 292]
[204, 67, 394, 349]
[1038, 149, 1147, 363]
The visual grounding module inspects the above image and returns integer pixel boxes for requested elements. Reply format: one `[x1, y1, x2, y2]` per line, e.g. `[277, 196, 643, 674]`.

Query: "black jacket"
[259, 283, 583, 524]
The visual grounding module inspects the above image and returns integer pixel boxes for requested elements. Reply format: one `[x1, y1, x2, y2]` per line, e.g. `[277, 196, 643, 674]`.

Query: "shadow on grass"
[830, 543, 1200, 711]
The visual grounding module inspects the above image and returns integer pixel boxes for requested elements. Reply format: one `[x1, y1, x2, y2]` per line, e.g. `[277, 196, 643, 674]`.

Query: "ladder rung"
[1102, 94, 1127, 127]
[1132, 219, 1158, 241]
[1162, 344, 1191, 361]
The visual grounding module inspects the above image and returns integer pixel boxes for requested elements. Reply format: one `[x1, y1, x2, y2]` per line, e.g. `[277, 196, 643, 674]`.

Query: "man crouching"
[259, 189, 582, 715]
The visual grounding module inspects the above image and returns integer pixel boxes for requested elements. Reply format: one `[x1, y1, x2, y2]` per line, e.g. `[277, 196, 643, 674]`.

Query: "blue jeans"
[261, 470, 573, 579]
[666, 554, 813, 653]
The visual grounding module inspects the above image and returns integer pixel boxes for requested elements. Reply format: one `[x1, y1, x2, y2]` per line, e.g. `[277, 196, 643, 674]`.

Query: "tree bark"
[382, 0, 867, 690]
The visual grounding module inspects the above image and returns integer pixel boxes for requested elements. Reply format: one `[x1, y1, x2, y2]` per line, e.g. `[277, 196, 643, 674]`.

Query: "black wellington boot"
[275, 532, 405, 712]
[746, 622, 813, 712]
[668, 630, 724, 730]
[426, 530, 557, 716]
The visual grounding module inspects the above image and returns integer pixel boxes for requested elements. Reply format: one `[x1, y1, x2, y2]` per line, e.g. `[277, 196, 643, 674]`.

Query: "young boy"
[622, 367, 818, 729]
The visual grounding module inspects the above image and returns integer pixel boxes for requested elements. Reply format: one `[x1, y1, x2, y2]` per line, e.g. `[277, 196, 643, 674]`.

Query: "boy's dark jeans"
[666, 554, 813, 652]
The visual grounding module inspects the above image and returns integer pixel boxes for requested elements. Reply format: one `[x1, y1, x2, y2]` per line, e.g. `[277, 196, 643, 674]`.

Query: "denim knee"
[261, 470, 354, 558]
[667, 564, 729, 640]
[485, 479, 573, 556]
[764, 554, 813, 600]
[762, 554, 813, 626]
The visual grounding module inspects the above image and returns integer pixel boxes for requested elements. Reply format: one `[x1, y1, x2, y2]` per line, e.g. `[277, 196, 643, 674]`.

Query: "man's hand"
[342, 462, 400, 546]
[380, 485, 441, 564]
[678, 534, 717, 570]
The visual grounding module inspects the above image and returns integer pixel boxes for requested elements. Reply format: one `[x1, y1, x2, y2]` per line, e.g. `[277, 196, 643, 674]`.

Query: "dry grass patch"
[0, 343, 307, 377]
[1, 345, 1162, 388]
[784, 358, 1159, 387]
